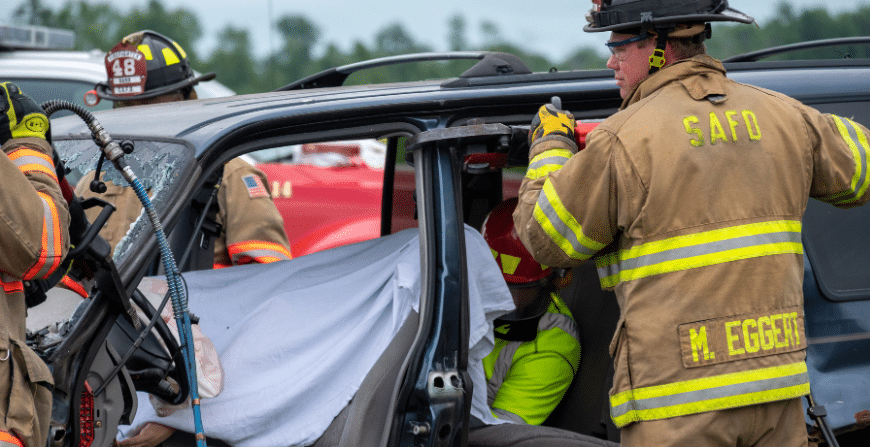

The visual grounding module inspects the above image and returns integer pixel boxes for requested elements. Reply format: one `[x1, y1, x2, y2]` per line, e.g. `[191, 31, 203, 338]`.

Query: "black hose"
[40, 100, 103, 149]
[41, 99, 97, 124]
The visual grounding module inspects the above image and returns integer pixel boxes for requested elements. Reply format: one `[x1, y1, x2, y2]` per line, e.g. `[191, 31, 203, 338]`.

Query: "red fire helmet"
[482, 198, 552, 284]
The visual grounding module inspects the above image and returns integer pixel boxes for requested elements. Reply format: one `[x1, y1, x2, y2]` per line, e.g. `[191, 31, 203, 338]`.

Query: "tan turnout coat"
[1, 138, 70, 447]
[514, 55, 870, 427]
[76, 157, 292, 269]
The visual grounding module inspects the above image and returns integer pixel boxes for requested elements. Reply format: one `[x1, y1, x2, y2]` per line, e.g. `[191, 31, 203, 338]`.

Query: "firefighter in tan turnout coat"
[513, 1, 870, 445]
[0, 83, 70, 447]
[73, 30, 292, 276]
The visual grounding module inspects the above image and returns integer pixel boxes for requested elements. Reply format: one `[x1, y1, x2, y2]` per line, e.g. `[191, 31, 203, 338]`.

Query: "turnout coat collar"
[622, 55, 727, 110]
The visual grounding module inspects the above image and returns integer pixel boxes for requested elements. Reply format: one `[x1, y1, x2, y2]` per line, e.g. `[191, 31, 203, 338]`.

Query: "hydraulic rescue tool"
[33, 99, 208, 447]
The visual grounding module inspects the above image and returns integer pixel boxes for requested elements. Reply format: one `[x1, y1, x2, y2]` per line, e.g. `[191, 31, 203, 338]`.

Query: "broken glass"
[54, 138, 196, 267]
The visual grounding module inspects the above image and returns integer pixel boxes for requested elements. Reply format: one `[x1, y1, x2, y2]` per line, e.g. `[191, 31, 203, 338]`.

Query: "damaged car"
[25, 37, 870, 447]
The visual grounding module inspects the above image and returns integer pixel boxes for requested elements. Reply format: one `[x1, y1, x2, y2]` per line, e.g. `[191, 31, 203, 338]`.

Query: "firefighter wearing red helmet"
[514, 0, 870, 445]
[77, 31, 291, 273]
[476, 198, 581, 427]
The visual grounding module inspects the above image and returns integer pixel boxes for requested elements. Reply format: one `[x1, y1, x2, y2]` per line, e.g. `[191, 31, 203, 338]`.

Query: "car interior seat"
[467, 423, 619, 447]
[463, 260, 620, 446]
[313, 309, 421, 446]
[543, 259, 621, 443]
[313, 261, 623, 447]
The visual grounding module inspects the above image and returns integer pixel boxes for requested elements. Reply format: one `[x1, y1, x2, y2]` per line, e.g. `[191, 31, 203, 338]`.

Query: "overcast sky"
[7, 0, 870, 61]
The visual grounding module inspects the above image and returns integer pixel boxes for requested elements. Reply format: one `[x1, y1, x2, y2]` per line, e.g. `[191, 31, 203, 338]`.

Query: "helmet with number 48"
[94, 30, 215, 103]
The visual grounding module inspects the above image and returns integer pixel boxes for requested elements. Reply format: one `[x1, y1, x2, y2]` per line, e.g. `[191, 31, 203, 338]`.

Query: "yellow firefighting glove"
[529, 103, 576, 147]
[0, 82, 50, 145]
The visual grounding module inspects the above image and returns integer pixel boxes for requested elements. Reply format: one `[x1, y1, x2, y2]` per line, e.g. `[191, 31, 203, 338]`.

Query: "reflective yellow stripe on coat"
[819, 115, 870, 206]
[533, 179, 608, 261]
[610, 362, 810, 427]
[526, 148, 573, 180]
[596, 220, 803, 288]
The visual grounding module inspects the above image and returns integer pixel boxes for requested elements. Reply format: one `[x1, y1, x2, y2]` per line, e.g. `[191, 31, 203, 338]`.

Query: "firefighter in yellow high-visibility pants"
[513, 1, 870, 446]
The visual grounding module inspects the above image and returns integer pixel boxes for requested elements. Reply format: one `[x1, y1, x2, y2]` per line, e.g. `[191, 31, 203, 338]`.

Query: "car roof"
[51, 74, 618, 155]
[51, 57, 870, 160]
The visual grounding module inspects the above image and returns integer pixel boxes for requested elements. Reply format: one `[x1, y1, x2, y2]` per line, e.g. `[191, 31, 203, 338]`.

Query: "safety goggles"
[605, 30, 651, 55]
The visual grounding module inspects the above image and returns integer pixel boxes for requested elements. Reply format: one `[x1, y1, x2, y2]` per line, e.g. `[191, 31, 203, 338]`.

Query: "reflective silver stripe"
[826, 116, 869, 204]
[528, 154, 570, 171]
[536, 192, 599, 259]
[32, 194, 59, 278]
[526, 151, 572, 180]
[487, 340, 521, 407]
[231, 248, 292, 263]
[610, 371, 809, 420]
[12, 154, 54, 173]
[596, 230, 801, 282]
[492, 408, 527, 424]
[539, 312, 579, 348]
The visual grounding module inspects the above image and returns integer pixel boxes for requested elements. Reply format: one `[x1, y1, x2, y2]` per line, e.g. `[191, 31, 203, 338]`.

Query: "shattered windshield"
[54, 138, 196, 267]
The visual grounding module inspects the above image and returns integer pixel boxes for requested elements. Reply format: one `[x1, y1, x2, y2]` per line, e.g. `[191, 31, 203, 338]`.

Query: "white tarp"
[119, 225, 514, 446]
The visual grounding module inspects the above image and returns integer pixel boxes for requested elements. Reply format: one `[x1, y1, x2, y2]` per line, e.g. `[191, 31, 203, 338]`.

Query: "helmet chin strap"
[648, 28, 671, 74]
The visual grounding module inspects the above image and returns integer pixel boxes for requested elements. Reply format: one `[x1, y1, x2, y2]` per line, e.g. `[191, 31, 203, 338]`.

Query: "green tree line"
[705, 3, 870, 60]
[11, 0, 870, 95]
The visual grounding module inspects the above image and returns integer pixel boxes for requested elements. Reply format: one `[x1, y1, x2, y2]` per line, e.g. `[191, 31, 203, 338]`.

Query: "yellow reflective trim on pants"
[596, 220, 802, 288]
[826, 115, 870, 205]
[533, 179, 607, 261]
[610, 362, 809, 427]
[526, 148, 573, 180]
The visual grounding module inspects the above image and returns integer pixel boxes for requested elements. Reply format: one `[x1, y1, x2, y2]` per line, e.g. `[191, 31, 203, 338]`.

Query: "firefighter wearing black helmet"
[78, 31, 291, 273]
[94, 30, 215, 106]
[514, 1, 870, 445]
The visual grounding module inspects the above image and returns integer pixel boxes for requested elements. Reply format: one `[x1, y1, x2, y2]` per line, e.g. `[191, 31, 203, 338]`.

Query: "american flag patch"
[242, 175, 269, 198]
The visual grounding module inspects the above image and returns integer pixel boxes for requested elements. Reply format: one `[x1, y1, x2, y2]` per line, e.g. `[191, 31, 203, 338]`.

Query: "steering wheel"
[109, 288, 191, 406]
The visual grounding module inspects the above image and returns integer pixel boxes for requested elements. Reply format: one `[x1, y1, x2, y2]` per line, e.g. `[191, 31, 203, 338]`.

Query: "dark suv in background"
[42, 37, 870, 446]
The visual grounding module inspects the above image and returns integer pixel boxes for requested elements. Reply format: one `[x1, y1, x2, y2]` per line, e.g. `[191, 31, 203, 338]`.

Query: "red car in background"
[247, 139, 523, 257]
[246, 140, 417, 257]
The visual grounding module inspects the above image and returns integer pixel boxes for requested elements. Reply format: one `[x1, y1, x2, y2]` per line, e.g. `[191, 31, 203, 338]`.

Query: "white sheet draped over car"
[118, 225, 514, 446]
